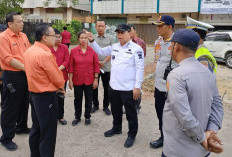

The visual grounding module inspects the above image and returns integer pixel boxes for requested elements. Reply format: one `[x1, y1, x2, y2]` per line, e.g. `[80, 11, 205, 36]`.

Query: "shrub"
[52, 19, 82, 45]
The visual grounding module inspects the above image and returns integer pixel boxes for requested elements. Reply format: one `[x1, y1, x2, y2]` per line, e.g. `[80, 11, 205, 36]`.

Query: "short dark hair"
[63, 26, 67, 30]
[6, 12, 21, 27]
[95, 19, 106, 25]
[54, 28, 60, 34]
[77, 30, 86, 39]
[192, 28, 207, 40]
[128, 24, 135, 30]
[35, 23, 51, 41]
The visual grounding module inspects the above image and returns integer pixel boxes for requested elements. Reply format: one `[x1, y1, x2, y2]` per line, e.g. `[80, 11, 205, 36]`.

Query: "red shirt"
[61, 30, 71, 44]
[50, 44, 69, 82]
[132, 36, 146, 57]
[69, 45, 100, 86]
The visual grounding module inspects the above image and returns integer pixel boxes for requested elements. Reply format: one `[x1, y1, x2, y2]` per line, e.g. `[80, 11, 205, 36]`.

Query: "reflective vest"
[195, 47, 217, 73]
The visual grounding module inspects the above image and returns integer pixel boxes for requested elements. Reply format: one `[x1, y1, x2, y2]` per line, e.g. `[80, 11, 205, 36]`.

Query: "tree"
[0, 0, 25, 20]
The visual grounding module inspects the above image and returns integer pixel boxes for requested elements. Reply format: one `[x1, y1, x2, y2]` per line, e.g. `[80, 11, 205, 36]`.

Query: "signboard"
[201, 0, 232, 14]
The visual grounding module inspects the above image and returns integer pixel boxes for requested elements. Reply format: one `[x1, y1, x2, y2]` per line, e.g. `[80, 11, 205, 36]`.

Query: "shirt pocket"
[10, 43, 19, 55]
[120, 53, 134, 65]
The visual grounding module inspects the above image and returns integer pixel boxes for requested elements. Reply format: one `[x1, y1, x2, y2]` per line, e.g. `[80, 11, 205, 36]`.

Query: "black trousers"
[57, 83, 67, 119]
[161, 152, 210, 157]
[29, 92, 58, 157]
[154, 88, 166, 136]
[74, 84, 93, 119]
[0, 71, 29, 143]
[109, 86, 138, 138]
[93, 72, 110, 109]
[64, 43, 70, 48]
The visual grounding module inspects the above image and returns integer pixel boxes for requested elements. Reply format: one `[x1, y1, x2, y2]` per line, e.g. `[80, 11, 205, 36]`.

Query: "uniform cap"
[115, 24, 131, 32]
[186, 16, 214, 31]
[171, 29, 200, 51]
[152, 15, 175, 28]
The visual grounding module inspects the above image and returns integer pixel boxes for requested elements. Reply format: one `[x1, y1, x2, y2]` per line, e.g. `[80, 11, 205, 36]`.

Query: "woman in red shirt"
[50, 29, 69, 125]
[69, 31, 100, 126]
[61, 26, 71, 48]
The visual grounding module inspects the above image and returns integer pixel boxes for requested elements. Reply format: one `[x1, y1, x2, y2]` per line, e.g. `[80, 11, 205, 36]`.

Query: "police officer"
[85, 24, 144, 148]
[162, 29, 224, 157]
[150, 15, 177, 149]
[0, 12, 31, 151]
[186, 16, 217, 74]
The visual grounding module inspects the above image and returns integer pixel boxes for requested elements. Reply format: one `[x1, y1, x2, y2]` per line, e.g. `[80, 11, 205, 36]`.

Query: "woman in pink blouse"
[69, 31, 100, 126]
[50, 29, 69, 125]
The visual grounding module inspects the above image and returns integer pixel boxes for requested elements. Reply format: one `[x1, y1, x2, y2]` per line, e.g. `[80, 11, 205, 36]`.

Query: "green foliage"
[52, 19, 82, 45]
[0, 0, 24, 20]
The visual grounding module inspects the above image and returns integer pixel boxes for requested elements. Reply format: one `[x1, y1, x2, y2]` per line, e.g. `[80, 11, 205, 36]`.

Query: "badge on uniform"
[137, 51, 143, 59]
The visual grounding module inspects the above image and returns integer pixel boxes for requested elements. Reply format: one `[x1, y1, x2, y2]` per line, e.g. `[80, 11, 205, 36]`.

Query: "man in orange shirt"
[24, 23, 65, 157]
[0, 12, 31, 151]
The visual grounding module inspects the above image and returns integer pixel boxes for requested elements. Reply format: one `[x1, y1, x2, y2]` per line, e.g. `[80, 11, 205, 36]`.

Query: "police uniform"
[162, 29, 224, 157]
[186, 16, 217, 74]
[151, 15, 177, 148]
[89, 25, 144, 145]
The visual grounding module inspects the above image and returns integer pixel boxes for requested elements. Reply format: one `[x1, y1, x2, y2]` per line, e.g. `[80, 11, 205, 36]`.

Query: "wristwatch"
[90, 39, 95, 43]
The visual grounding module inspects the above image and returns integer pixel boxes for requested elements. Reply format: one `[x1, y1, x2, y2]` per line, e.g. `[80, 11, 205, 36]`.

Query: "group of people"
[0, 11, 224, 157]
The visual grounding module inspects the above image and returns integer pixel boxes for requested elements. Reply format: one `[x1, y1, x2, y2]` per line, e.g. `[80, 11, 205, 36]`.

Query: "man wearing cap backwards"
[186, 16, 217, 74]
[150, 15, 177, 149]
[162, 29, 224, 157]
[85, 24, 144, 148]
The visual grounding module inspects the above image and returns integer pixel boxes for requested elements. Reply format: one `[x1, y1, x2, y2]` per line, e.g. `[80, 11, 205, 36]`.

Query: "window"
[215, 34, 232, 42]
[205, 34, 217, 41]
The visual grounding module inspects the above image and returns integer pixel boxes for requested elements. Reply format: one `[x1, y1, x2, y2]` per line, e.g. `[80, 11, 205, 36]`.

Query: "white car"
[204, 31, 232, 68]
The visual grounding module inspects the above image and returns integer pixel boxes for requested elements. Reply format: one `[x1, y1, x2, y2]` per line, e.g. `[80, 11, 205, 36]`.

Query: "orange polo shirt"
[0, 28, 31, 71]
[24, 42, 65, 93]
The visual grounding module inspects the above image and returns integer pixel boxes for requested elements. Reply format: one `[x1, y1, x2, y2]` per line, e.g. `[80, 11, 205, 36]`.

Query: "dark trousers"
[57, 83, 67, 119]
[161, 152, 210, 157]
[154, 88, 166, 137]
[109, 86, 138, 138]
[74, 84, 93, 119]
[29, 92, 58, 157]
[64, 43, 70, 48]
[93, 72, 110, 109]
[0, 71, 29, 143]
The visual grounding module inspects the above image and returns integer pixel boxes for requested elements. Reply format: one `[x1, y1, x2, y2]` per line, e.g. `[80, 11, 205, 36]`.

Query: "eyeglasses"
[45, 34, 56, 37]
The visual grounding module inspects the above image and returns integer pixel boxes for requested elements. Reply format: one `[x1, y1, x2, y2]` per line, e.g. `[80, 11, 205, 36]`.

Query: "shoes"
[91, 106, 99, 113]
[104, 128, 122, 137]
[72, 118, 81, 126]
[124, 137, 135, 148]
[58, 119, 67, 125]
[15, 127, 30, 134]
[1, 141, 18, 151]
[85, 119, 91, 125]
[103, 107, 111, 115]
[150, 137, 163, 149]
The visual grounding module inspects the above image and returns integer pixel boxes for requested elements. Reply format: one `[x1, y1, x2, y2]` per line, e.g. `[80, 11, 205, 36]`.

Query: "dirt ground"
[0, 46, 231, 157]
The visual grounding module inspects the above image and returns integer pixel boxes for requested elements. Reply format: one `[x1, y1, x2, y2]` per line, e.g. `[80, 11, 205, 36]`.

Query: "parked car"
[205, 31, 232, 68]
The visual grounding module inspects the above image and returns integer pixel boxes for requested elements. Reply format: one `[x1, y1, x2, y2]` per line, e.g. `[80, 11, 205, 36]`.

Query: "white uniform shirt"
[89, 40, 144, 91]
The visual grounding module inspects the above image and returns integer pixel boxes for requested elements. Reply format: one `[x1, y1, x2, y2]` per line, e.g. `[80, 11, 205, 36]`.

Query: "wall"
[159, 0, 199, 13]
[124, 0, 157, 14]
[93, 1, 121, 14]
